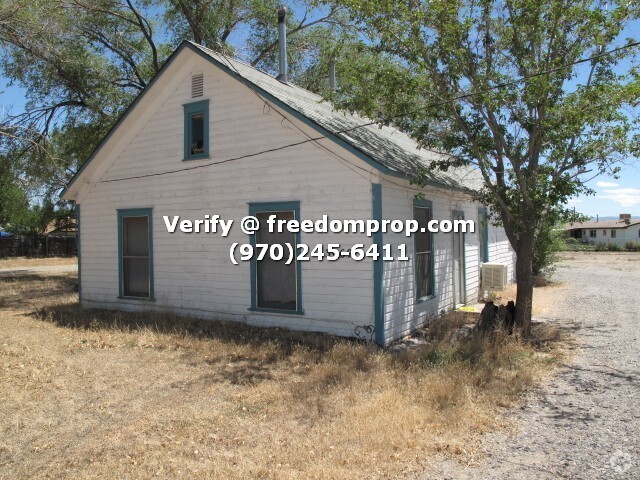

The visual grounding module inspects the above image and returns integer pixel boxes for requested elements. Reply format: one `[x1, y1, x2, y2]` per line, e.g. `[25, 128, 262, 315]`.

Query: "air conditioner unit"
[481, 263, 508, 291]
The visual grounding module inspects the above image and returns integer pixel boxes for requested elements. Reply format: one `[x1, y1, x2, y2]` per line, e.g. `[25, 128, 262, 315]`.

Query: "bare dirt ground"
[0, 261, 567, 479]
[423, 252, 640, 479]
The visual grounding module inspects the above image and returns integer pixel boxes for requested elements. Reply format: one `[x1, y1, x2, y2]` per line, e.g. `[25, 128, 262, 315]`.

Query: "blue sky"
[1, 7, 638, 218]
[566, 169, 640, 217]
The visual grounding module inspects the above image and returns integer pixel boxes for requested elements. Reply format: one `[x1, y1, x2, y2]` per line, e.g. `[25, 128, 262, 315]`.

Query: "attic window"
[191, 73, 204, 98]
[183, 100, 209, 160]
[191, 114, 204, 153]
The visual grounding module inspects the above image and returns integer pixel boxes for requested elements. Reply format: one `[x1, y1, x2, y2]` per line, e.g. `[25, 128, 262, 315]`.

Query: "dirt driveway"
[424, 252, 640, 479]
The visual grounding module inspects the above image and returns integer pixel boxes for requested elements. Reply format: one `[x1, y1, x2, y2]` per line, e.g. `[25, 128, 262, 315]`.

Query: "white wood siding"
[380, 178, 515, 343]
[77, 49, 375, 338]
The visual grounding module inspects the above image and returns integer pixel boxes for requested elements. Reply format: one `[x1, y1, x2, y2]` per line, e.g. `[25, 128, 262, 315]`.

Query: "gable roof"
[62, 41, 483, 199]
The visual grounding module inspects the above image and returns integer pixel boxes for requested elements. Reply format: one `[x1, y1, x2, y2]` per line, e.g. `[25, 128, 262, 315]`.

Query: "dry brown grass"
[0, 273, 569, 479]
[0, 256, 76, 269]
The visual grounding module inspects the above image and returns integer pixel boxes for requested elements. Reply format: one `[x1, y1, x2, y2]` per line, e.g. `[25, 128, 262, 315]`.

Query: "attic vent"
[191, 73, 204, 98]
[481, 263, 508, 292]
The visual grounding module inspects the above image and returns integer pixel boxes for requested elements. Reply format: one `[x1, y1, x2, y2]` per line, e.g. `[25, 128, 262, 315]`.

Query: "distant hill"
[589, 215, 639, 221]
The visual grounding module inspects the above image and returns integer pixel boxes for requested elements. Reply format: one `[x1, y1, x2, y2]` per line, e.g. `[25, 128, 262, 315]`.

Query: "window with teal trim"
[414, 203, 434, 299]
[248, 201, 303, 315]
[183, 100, 209, 160]
[118, 209, 153, 299]
[478, 208, 489, 263]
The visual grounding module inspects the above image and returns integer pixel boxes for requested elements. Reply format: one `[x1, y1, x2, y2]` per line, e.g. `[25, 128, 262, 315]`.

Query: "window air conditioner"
[481, 263, 508, 291]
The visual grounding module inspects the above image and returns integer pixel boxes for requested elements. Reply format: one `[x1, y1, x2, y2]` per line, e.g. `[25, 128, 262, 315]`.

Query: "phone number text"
[229, 243, 409, 264]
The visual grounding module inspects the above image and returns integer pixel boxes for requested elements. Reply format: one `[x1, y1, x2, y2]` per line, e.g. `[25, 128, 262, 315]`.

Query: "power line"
[98, 39, 640, 185]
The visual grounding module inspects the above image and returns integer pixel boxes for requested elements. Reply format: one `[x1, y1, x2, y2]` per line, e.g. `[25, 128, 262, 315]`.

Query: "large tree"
[334, 0, 639, 335]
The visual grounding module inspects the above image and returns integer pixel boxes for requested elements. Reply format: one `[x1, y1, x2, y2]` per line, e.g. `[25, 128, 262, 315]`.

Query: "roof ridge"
[188, 42, 309, 90]
[190, 45, 430, 136]
[189, 41, 460, 163]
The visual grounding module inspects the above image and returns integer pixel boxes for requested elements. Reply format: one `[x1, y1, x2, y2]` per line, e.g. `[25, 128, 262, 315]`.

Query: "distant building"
[565, 214, 640, 246]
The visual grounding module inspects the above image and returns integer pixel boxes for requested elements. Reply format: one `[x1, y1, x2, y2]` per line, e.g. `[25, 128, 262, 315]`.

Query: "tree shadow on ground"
[33, 301, 360, 357]
[0, 273, 77, 310]
[33, 301, 378, 388]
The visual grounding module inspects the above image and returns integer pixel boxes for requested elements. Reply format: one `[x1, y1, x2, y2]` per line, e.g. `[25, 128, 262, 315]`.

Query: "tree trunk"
[514, 237, 535, 337]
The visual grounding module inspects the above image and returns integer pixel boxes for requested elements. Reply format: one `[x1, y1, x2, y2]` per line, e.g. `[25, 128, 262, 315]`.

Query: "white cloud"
[567, 198, 584, 204]
[598, 188, 640, 208]
[596, 181, 620, 188]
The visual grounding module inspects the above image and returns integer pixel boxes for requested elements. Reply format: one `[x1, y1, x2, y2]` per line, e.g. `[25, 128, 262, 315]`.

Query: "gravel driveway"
[423, 253, 640, 479]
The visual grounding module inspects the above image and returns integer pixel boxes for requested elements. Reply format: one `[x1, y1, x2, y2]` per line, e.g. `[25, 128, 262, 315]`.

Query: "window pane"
[123, 217, 148, 256]
[415, 252, 432, 298]
[190, 113, 204, 154]
[414, 205, 433, 299]
[256, 211, 296, 310]
[122, 215, 150, 298]
[414, 207, 431, 253]
[123, 257, 149, 297]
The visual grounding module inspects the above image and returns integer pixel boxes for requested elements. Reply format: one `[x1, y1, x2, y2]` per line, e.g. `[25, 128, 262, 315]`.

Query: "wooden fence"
[0, 236, 77, 258]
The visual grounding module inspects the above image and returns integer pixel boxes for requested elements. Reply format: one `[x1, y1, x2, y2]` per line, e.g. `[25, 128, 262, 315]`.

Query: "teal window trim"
[372, 184, 385, 346]
[413, 198, 436, 303]
[247, 201, 303, 315]
[117, 208, 154, 301]
[452, 209, 467, 303]
[478, 207, 489, 263]
[183, 99, 209, 161]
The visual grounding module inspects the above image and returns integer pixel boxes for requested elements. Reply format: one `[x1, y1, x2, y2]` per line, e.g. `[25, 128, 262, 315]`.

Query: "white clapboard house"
[61, 36, 515, 346]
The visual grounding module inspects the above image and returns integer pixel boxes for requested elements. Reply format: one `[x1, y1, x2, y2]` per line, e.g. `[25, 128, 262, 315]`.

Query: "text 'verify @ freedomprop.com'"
[162, 214, 474, 264]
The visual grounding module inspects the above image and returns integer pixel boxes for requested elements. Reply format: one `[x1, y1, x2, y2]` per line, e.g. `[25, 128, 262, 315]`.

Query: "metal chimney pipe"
[276, 6, 288, 83]
[329, 57, 337, 91]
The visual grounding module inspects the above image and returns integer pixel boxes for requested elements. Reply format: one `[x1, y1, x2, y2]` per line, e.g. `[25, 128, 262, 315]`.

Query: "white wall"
[622, 225, 640, 246]
[380, 179, 515, 343]
[577, 226, 640, 247]
[487, 218, 517, 279]
[77, 49, 376, 338]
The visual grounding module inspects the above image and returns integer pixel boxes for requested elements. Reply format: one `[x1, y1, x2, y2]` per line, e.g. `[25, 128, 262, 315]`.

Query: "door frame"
[247, 200, 304, 315]
[451, 209, 466, 307]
